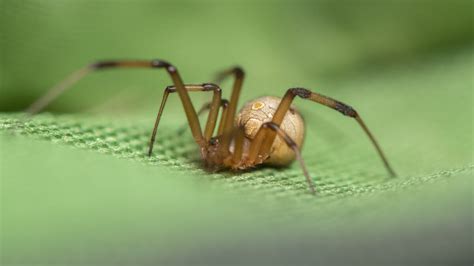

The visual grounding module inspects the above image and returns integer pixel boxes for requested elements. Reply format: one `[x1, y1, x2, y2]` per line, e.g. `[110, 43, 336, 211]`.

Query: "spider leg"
[231, 126, 246, 164]
[268, 123, 315, 194]
[262, 122, 315, 194]
[148, 83, 222, 156]
[216, 100, 229, 136]
[175, 102, 211, 136]
[26, 59, 204, 146]
[176, 99, 229, 136]
[244, 122, 315, 193]
[202, 84, 222, 141]
[258, 88, 396, 177]
[213, 67, 245, 156]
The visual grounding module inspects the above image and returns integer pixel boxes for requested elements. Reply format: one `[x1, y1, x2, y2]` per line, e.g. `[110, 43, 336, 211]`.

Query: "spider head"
[209, 137, 220, 146]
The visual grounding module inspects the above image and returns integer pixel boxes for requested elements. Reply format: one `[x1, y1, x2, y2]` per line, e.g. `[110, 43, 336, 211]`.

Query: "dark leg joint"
[164, 85, 176, 93]
[215, 66, 245, 82]
[202, 83, 221, 92]
[92, 61, 119, 69]
[151, 59, 176, 72]
[221, 99, 229, 107]
[264, 122, 297, 147]
[334, 102, 358, 117]
[289, 87, 312, 98]
[233, 67, 245, 78]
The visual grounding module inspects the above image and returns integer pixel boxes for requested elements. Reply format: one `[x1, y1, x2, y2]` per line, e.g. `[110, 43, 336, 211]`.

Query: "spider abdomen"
[235, 96, 305, 166]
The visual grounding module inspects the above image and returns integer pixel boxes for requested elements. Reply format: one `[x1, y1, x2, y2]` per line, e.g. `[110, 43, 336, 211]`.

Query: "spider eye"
[210, 137, 219, 145]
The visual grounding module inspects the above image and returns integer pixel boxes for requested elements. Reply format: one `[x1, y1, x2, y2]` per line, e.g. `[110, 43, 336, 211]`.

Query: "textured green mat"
[0, 112, 471, 199]
[1, 1, 473, 265]
[2, 132, 470, 265]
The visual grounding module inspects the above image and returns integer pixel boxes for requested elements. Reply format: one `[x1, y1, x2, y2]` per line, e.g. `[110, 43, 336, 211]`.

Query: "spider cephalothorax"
[27, 59, 396, 194]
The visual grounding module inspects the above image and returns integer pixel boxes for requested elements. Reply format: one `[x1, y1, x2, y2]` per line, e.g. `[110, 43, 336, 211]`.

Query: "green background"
[1, 0, 472, 265]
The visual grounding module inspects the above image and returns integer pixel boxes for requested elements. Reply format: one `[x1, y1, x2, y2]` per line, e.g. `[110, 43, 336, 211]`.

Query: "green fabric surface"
[1, 1, 473, 265]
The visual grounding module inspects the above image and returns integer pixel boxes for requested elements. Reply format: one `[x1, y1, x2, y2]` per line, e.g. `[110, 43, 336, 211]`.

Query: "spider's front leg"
[147, 83, 223, 156]
[176, 99, 229, 137]
[26, 59, 215, 153]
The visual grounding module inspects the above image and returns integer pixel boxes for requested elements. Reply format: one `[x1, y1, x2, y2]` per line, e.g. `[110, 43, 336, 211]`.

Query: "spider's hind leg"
[261, 87, 396, 178]
[246, 122, 315, 194]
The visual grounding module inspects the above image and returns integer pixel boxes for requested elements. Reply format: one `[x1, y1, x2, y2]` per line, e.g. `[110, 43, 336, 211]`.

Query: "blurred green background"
[1, 0, 472, 265]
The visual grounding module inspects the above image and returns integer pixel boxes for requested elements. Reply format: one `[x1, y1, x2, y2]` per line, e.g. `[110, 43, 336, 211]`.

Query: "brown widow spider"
[27, 59, 396, 194]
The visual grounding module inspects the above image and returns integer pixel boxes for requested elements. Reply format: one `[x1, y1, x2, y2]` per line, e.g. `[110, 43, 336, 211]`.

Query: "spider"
[26, 59, 396, 194]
